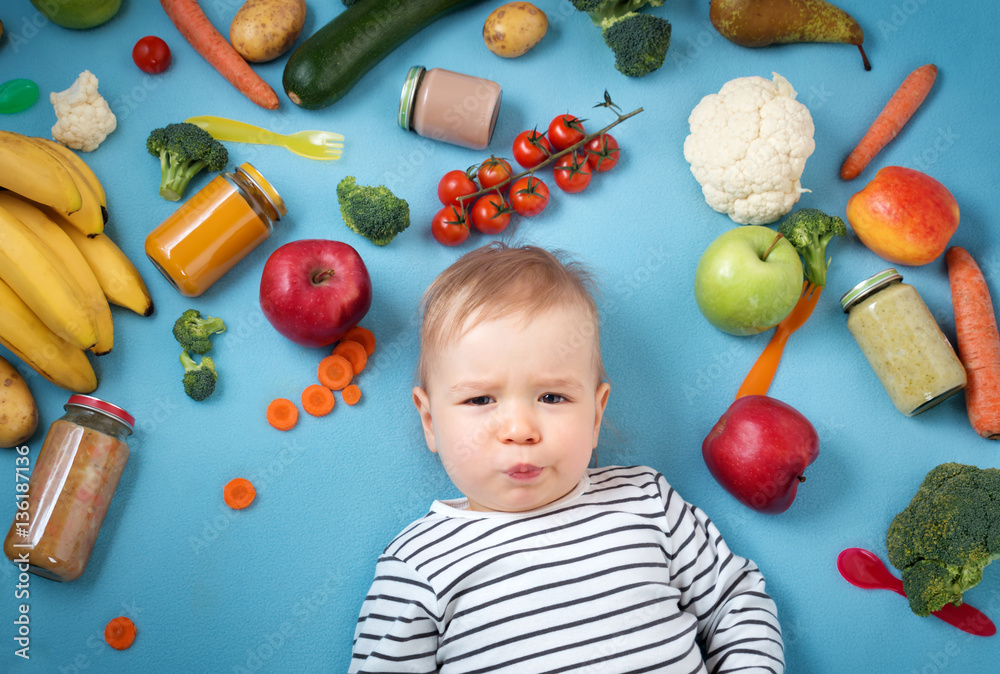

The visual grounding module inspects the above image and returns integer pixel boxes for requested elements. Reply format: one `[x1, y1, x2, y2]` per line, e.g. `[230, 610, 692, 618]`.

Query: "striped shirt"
[350, 466, 784, 674]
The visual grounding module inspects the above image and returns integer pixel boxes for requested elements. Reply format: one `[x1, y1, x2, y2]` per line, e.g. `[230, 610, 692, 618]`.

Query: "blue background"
[1, 0, 998, 671]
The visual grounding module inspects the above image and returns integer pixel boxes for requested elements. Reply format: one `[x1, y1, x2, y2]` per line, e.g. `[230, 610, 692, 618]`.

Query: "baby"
[350, 243, 784, 673]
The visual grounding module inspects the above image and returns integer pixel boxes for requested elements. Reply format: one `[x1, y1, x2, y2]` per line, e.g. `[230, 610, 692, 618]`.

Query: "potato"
[483, 2, 548, 58]
[230, 0, 307, 63]
[0, 356, 38, 449]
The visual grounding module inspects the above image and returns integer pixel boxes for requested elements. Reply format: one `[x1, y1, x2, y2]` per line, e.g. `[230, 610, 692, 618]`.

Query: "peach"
[846, 166, 960, 266]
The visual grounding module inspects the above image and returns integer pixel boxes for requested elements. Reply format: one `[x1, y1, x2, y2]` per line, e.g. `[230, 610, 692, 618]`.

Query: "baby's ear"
[412, 387, 437, 453]
[592, 382, 611, 446]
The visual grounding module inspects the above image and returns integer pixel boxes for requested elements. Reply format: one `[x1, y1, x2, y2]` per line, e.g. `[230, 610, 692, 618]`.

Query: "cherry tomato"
[431, 205, 470, 246]
[470, 194, 511, 235]
[585, 133, 620, 172]
[511, 129, 552, 169]
[476, 157, 513, 192]
[553, 153, 593, 194]
[132, 36, 172, 74]
[547, 114, 586, 151]
[437, 169, 478, 207]
[509, 177, 550, 217]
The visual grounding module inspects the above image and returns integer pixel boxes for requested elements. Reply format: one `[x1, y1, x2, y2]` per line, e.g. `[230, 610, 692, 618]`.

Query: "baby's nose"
[497, 403, 540, 444]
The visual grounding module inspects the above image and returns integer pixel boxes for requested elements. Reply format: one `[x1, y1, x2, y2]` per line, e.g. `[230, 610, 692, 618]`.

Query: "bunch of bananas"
[0, 130, 153, 393]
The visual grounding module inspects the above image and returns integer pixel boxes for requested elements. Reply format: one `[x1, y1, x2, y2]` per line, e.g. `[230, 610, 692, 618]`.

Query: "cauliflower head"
[50, 70, 117, 152]
[683, 72, 815, 226]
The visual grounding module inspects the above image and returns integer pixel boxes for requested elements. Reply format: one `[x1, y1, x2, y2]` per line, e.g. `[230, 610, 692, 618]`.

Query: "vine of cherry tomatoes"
[430, 112, 622, 246]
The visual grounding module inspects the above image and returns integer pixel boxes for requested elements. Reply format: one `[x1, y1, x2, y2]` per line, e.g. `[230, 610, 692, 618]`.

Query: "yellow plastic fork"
[185, 115, 344, 161]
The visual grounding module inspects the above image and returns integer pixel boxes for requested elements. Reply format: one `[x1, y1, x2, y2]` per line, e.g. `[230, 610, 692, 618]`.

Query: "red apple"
[259, 239, 372, 348]
[702, 395, 820, 514]
[846, 166, 960, 266]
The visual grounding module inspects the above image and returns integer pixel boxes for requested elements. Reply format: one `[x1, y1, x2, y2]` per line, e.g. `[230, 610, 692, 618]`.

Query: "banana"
[30, 136, 107, 208]
[0, 205, 100, 350]
[0, 130, 81, 215]
[25, 137, 105, 236]
[0, 192, 114, 355]
[0, 278, 98, 393]
[57, 223, 154, 317]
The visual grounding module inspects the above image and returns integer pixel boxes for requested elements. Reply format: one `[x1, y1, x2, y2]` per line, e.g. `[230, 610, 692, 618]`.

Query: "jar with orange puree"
[145, 162, 285, 297]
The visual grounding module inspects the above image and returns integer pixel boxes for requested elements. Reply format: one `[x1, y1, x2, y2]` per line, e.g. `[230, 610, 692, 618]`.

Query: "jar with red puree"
[4, 396, 134, 582]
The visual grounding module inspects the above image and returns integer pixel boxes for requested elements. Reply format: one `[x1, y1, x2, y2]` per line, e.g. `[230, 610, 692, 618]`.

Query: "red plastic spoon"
[837, 547, 996, 637]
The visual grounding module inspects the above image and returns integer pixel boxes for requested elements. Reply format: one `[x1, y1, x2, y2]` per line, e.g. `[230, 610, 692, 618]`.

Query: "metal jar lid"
[398, 66, 426, 131]
[66, 395, 135, 432]
[235, 162, 286, 219]
[840, 268, 903, 312]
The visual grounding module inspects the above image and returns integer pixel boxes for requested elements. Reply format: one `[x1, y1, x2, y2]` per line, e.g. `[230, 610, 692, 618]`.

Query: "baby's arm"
[349, 555, 441, 674]
[658, 475, 785, 674]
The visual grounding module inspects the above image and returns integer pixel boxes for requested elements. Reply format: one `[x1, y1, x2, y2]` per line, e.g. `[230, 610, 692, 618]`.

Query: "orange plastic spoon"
[736, 282, 822, 399]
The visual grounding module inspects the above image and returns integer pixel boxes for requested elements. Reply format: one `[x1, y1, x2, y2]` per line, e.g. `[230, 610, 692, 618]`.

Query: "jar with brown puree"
[4, 395, 134, 582]
[841, 269, 966, 416]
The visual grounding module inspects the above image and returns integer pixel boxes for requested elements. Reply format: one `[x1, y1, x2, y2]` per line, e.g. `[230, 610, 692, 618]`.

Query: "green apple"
[31, 0, 122, 30]
[695, 226, 803, 336]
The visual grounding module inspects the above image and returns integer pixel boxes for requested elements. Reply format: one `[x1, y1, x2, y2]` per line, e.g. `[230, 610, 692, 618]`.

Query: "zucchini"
[283, 0, 483, 110]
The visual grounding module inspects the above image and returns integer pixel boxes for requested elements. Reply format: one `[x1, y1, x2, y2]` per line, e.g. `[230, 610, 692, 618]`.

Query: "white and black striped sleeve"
[658, 475, 785, 674]
[349, 555, 441, 674]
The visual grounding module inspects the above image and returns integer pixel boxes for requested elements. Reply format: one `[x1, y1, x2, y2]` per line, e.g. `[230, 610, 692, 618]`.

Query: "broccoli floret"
[571, 0, 663, 22]
[776, 208, 847, 288]
[886, 463, 1000, 617]
[146, 122, 228, 201]
[172, 309, 226, 355]
[336, 176, 410, 246]
[570, 1, 670, 77]
[601, 13, 672, 78]
[180, 350, 218, 402]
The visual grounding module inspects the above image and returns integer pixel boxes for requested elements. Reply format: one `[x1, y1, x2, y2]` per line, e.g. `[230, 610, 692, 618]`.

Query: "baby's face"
[413, 304, 610, 513]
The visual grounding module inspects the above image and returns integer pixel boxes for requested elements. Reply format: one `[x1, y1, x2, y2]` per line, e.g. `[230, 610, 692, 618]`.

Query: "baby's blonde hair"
[417, 242, 606, 389]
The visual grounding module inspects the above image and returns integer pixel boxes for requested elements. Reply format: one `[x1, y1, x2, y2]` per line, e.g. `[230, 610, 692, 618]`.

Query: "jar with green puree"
[841, 269, 967, 416]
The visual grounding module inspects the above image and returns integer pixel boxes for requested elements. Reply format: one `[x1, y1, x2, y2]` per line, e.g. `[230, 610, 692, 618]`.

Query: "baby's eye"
[465, 396, 493, 406]
[540, 393, 566, 404]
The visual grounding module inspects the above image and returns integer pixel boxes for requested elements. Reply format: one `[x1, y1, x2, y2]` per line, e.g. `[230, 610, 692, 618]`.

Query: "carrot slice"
[266, 398, 298, 431]
[946, 246, 1000, 439]
[104, 616, 137, 650]
[333, 340, 367, 374]
[302, 384, 335, 416]
[341, 326, 375, 356]
[318, 354, 353, 390]
[224, 477, 256, 509]
[342, 383, 361, 406]
[841, 64, 937, 180]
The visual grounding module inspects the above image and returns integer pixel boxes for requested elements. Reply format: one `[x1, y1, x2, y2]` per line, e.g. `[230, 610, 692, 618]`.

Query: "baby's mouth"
[506, 464, 543, 481]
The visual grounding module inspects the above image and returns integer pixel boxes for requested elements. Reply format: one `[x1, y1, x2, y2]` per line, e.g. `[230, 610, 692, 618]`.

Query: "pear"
[710, 0, 871, 70]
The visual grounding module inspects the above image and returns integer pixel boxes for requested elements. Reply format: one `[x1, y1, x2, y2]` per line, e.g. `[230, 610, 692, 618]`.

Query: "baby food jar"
[398, 66, 502, 150]
[841, 269, 966, 416]
[145, 162, 286, 297]
[4, 396, 135, 582]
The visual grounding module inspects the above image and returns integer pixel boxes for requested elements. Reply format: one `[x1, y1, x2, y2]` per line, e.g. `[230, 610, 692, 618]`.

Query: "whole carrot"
[159, 0, 280, 110]
[945, 246, 1000, 440]
[841, 64, 937, 180]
